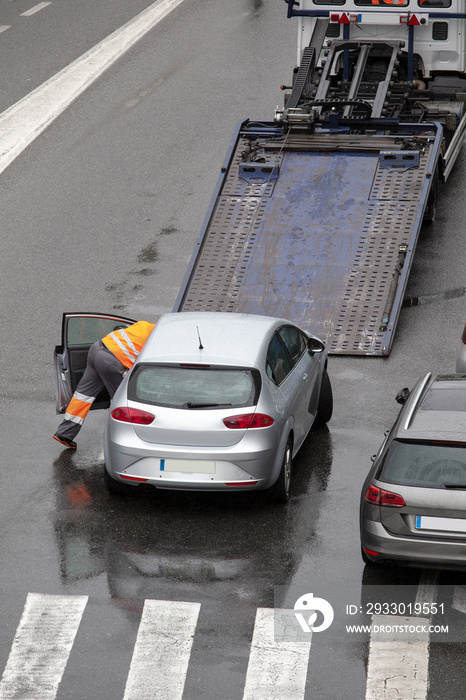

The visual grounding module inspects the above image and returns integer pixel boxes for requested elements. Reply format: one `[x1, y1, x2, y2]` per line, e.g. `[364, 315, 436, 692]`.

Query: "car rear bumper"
[112, 456, 272, 491]
[361, 520, 466, 568]
[104, 431, 285, 492]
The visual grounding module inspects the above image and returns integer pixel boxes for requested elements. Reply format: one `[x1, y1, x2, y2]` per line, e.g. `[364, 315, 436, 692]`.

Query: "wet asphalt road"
[1, 0, 466, 698]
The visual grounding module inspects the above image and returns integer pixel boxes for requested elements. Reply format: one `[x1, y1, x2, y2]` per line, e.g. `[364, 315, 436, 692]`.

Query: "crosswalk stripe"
[0, 593, 88, 700]
[365, 615, 430, 700]
[123, 599, 200, 700]
[452, 585, 466, 613]
[242, 608, 312, 700]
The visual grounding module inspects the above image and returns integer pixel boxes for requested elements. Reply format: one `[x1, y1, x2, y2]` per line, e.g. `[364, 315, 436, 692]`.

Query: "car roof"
[397, 373, 466, 442]
[138, 312, 295, 367]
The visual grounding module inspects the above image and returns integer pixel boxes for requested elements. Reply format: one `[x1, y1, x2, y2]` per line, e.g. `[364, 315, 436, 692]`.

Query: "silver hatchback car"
[456, 321, 466, 373]
[360, 373, 466, 569]
[101, 312, 332, 501]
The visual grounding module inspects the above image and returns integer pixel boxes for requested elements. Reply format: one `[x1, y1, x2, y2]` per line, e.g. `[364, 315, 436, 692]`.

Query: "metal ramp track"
[286, 18, 328, 109]
[314, 40, 402, 118]
[175, 123, 440, 356]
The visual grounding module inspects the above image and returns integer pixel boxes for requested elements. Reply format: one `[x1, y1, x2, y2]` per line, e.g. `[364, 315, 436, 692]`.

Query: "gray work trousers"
[55, 340, 126, 440]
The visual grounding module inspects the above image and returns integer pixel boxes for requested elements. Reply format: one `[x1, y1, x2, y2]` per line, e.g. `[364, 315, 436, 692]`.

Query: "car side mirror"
[308, 337, 325, 355]
[396, 387, 410, 405]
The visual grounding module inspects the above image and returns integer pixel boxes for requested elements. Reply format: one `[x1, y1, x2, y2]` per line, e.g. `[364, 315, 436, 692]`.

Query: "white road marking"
[365, 615, 430, 700]
[0, 0, 186, 175]
[0, 26, 11, 33]
[0, 593, 88, 700]
[452, 586, 466, 613]
[21, 2, 51, 17]
[123, 599, 200, 700]
[365, 571, 439, 700]
[242, 608, 312, 700]
[415, 568, 439, 607]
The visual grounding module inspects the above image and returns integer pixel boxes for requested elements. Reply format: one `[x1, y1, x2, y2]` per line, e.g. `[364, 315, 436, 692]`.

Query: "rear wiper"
[444, 483, 466, 489]
[186, 402, 231, 408]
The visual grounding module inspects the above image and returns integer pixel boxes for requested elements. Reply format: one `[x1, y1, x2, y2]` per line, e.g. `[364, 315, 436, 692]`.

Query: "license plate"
[160, 459, 215, 474]
[415, 515, 466, 534]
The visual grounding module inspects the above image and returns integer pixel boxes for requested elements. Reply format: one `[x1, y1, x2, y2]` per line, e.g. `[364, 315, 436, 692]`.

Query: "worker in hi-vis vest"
[53, 320, 156, 450]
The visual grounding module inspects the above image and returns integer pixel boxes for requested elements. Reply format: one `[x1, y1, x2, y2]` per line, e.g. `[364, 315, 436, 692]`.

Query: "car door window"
[266, 333, 293, 385]
[277, 326, 308, 366]
[66, 316, 132, 346]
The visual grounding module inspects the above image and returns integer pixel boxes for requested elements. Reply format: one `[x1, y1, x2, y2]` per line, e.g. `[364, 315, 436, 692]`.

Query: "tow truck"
[173, 0, 466, 356]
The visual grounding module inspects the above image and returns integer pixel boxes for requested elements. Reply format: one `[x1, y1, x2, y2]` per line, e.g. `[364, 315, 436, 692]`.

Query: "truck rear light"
[111, 407, 155, 425]
[364, 484, 406, 507]
[223, 413, 274, 429]
[225, 481, 259, 486]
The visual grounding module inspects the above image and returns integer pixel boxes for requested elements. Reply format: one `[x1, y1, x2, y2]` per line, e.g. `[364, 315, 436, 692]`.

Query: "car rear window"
[128, 364, 261, 409]
[379, 440, 466, 488]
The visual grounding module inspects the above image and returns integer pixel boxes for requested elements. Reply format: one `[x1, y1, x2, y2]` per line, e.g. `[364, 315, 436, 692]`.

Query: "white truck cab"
[294, 0, 466, 77]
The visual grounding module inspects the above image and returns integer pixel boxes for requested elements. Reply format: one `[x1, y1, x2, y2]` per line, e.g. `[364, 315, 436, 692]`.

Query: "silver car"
[456, 321, 466, 373]
[61, 311, 330, 502]
[360, 373, 466, 569]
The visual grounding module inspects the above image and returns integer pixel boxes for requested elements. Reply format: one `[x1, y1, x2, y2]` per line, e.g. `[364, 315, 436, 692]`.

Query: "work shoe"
[53, 434, 77, 450]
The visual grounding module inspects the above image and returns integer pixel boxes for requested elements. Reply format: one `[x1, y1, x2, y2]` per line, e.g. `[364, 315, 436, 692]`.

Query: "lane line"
[0, 593, 88, 700]
[0, 0, 186, 175]
[0, 26, 11, 33]
[21, 2, 51, 17]
[123, 599, 200, 700]
[242, 608, 312, 700]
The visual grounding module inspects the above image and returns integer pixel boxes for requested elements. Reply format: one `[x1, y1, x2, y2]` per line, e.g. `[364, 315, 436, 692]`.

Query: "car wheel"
[269, 437, 293, 503]
[314, 369, 333, 426]
[103, 466, 135, 496]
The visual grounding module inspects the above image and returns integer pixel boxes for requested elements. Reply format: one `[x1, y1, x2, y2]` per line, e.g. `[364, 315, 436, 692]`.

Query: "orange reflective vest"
[102, 321, 156, 369]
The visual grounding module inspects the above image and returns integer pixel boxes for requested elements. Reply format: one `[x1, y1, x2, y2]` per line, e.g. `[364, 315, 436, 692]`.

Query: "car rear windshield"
[128, 364, 261, 409]
[379, 440, 466, 488]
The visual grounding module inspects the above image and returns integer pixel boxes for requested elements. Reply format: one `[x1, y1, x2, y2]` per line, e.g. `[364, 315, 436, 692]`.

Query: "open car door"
[54, 312, 136, 414]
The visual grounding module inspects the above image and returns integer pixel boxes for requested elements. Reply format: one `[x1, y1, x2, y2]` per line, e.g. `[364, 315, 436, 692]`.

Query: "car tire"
[314, 369, 333, 426]
[269, 437, 293, 504]
[103, 466, 135, 496]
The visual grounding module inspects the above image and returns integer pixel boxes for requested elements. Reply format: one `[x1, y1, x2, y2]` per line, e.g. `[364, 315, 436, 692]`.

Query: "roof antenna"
[197, 326, 204, 350]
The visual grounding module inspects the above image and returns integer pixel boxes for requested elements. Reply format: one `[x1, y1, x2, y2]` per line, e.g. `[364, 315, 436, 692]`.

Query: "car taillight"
[364, 485, 380, 505]
[364, 484, 405, 508]
[111, 407, 155, 425]
[223, 413, 274, 429]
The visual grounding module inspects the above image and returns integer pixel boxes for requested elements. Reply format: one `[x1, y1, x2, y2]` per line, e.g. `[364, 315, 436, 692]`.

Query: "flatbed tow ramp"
[174, 118, 442, 356]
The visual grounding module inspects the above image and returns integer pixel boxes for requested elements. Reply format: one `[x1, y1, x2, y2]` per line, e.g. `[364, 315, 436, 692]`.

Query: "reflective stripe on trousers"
[63, 391, 96, 425]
